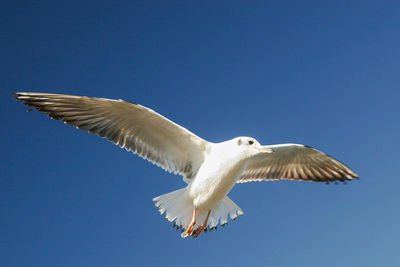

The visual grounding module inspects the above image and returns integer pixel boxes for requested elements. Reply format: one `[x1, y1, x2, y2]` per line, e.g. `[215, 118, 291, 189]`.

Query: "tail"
[208, 196, 244, 229]
[153, 188, 244, 237]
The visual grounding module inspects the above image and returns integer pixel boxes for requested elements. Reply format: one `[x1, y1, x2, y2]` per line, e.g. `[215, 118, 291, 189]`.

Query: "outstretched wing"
[14, 92, 210, 181]
[238, 143, 358, 183]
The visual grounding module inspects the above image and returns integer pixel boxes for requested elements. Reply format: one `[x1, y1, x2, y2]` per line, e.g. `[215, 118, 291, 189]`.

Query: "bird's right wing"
[238, 143, 358, 183]
[14, 92, 210, 181]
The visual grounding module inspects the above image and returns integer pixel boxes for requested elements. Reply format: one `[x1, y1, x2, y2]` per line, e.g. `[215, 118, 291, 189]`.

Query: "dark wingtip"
[12, 92, 29, 101]
[11, 92, 20, 99]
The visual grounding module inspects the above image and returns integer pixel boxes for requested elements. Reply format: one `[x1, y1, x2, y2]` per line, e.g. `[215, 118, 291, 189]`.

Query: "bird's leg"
[184, 208, 197, 236]
[193, 209, 211, 237]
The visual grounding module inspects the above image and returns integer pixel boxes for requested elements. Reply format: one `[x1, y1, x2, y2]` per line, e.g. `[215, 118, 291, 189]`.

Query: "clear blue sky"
[1, 1, 399, 266]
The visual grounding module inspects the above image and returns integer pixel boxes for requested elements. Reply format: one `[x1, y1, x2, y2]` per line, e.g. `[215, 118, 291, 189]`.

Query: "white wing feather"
[14, 92, 210, 181]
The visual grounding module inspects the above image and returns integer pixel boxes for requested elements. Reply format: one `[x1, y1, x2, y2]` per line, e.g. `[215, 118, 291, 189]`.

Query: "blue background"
[1, 1, 399, 266]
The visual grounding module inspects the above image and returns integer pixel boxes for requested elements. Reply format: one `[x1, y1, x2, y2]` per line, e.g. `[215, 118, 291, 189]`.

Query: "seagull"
[14, 92, 358, 238]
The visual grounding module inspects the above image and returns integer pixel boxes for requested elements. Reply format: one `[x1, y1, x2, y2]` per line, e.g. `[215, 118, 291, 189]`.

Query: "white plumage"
[14, 92, 358, 238]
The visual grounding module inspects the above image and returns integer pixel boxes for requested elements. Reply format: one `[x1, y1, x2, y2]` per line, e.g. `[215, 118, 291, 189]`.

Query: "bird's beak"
[258, 147, 274, 153]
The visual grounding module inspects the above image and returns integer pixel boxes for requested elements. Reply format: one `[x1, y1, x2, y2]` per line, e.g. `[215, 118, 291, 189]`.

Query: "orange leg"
[193, 209, 211, 237]
[184, 208, 197, 236]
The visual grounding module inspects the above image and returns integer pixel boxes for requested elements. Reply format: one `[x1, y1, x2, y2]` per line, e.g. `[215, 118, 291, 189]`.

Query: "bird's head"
[232, 136, 274, 158]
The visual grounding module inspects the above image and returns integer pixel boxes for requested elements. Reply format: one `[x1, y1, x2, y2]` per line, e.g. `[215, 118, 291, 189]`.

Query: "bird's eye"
[248, 140, 254, 145]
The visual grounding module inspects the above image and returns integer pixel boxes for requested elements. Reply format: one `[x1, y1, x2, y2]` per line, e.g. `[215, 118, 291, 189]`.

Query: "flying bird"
[14, 92, 358, 238]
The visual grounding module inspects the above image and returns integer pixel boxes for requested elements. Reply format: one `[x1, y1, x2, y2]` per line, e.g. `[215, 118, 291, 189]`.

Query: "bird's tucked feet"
[184, 208, 197, 236]
[185, 221, 196, 236]
[192, 209, 211, 238]
[192, 224, 205, 237]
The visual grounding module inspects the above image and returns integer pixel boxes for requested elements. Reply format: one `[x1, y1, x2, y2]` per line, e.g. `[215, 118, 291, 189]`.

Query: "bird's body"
[154, 138, 268, 236]
[189, 139, 250, 209]
[14, 92, 358, 238]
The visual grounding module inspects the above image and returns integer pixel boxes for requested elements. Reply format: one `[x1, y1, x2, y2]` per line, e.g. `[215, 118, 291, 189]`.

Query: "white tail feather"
[153, 188, 244, 238]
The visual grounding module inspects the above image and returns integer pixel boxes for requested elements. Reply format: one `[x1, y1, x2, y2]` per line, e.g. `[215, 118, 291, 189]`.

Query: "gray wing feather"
[14, 92, 209, 181]
[238, 143, 358, 183]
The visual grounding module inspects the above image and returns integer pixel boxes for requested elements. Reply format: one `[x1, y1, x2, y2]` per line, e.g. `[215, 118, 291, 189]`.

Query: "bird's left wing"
[238, 143, 358, 183]
[14, 92, 210, 181]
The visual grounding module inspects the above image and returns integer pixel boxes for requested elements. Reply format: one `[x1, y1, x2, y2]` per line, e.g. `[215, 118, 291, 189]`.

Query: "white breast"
[188, 144, 249, 210]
